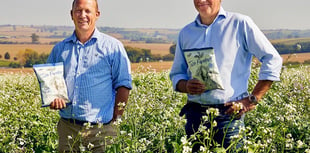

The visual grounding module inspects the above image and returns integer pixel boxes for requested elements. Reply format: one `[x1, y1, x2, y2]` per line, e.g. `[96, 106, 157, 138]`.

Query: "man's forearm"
[114, 87, 130, 117]
[251, 80, 273, 101]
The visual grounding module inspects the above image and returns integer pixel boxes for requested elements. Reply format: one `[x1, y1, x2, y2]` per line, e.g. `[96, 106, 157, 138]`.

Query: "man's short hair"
[72, 0, 99, 11]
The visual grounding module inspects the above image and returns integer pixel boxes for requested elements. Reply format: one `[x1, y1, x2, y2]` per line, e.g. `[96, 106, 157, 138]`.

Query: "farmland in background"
[1, 25, 310, 65]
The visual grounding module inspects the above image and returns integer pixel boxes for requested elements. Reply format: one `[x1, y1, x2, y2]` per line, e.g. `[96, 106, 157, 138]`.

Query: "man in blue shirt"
[170, 0, 282, 151]
[47, 0, 132, 152]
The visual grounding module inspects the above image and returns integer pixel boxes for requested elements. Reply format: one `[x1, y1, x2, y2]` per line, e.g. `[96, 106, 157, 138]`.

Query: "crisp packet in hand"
[184, 47, 224, 91]
[33, 62, 70, 107]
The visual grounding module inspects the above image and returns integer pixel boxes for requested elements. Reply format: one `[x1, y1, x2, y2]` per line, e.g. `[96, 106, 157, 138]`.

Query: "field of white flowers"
[0, 65, 309, 153]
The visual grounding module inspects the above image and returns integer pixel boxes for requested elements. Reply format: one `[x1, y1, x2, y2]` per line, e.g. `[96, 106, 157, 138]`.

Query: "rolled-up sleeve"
[244, 16, 283, 81]
[112, 43, 132, 90]
[169, 38, 189, 91]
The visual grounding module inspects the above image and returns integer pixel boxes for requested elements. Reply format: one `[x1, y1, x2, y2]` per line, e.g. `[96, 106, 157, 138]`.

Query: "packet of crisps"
[33, 62, 70, 107]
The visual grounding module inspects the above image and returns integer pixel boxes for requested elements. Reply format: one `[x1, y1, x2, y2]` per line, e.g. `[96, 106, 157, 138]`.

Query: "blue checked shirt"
[170, 7, 282, 105]
[47, 28, 132, 123]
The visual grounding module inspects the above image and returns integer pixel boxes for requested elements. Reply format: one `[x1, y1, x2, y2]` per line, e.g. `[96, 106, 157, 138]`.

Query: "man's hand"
[50, 98, 67, 110]
[177, 79, 205, 95]
[224, 98, 256, 118]
[186, 79, 206, 95]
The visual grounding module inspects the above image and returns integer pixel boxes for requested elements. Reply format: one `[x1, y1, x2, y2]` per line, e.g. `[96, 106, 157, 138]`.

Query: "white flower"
[202, 115, 209, 122]
[79, 144, 86, 152]
[87, 143, 94, 149]
[285, 143, 293, 149]
[198, 124, 207, 132]
[95, 131, 102, 137]
[206, 108, 220, 116]
[296, 140, 303, 148]
[212, 120, 217, 127]
[199, 146, 206, 152]
[181, 136, 188, 145]
[182, 146, 192, 153]
[128, 133, 132, 137]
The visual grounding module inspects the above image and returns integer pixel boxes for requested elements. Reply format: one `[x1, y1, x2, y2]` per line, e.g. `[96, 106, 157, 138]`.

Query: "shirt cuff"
[171, 74, 189, 91]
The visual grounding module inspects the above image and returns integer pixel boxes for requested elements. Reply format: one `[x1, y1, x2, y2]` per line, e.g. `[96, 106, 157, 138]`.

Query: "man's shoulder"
[179, 21, 197, 34]
[95, 30, 122, 44]
[53, 33, 75, 47]
[225, 11, 252, 22]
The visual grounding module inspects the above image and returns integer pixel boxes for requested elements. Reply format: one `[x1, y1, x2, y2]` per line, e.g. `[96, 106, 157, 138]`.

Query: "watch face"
[249, 94, 258, 104]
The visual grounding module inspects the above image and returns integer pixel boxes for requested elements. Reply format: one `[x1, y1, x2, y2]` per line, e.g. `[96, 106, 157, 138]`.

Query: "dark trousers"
[180, 102, 244, 152]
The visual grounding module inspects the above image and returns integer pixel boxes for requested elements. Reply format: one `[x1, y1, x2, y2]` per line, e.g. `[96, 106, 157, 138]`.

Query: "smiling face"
[71, 0, 100, 36]
[194, 0, 221, 25]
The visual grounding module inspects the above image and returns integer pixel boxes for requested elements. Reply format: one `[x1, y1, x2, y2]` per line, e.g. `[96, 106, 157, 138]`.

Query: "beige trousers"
[57, 118, 117, 153]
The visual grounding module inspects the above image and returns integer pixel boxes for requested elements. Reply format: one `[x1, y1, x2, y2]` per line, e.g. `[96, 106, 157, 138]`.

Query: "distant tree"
[0, 54, 2, 59]
[17, 49, 48, 67]
[151, 54, 162, 61]
[9, 62, 21, 68]
[14, 57, 18, 61]
[163, 54, 175, 61]
[4, 52, 10, 60]
[31, 33, 40, 44]
[169, 44, 176, 55]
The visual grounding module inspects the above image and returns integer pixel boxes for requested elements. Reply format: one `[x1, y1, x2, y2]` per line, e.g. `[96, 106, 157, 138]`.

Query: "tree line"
[273, 42, 310, 54]
[1, 41, 310, 68]
[0, 46, 175, 68]
[0, 49, 49, 68]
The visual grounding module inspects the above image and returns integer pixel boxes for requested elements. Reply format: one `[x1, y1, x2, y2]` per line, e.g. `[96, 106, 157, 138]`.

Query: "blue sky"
[1, 0, 309, 30]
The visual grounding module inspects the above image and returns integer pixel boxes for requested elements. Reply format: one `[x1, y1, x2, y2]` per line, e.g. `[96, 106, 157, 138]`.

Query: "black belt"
[179, 101, 228, 116]
[61, 118, 111, 126]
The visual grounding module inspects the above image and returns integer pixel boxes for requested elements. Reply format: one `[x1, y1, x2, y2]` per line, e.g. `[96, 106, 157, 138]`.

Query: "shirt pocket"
[89, 53, 111, 76]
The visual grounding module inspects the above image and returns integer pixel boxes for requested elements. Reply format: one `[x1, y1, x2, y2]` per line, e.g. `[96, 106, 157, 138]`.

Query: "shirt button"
[75, 86, 78, 89]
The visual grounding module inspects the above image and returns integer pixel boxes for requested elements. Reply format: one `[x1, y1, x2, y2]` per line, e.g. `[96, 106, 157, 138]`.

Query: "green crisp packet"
[184, 47, 224, 91]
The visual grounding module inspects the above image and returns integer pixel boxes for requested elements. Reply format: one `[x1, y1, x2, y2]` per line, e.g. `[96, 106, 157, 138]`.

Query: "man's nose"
[80, 10, 86, 17]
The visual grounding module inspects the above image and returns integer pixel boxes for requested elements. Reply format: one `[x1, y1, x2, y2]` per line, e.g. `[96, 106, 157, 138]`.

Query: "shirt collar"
[64, 28, 100, 44]
[195, 6, 227, 27]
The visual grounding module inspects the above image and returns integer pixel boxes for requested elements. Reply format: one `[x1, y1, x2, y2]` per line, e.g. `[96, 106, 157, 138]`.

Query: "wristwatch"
[248, 94, 258, 105]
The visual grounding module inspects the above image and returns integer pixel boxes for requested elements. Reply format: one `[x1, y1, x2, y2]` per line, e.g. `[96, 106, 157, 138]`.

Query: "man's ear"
[96, 11, 101, 18]
[70, 10, 73, 20]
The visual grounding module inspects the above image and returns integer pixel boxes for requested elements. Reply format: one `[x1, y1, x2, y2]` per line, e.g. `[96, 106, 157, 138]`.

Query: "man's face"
[194, 0, 221, 17]
[71, 0, 100, 34]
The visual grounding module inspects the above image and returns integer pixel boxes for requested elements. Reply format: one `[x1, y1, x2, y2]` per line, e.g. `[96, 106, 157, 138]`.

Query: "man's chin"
[77, 26, 90, 32]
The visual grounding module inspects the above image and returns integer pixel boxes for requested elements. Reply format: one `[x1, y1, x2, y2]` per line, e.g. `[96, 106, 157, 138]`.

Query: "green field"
[0, 65, 309, 152]
[0, 60, 12, 67]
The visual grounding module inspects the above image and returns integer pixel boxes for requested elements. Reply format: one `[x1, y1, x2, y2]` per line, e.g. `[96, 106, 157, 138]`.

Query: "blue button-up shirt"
[47, 28, 132, 123]
[170, 7, 282, 105]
